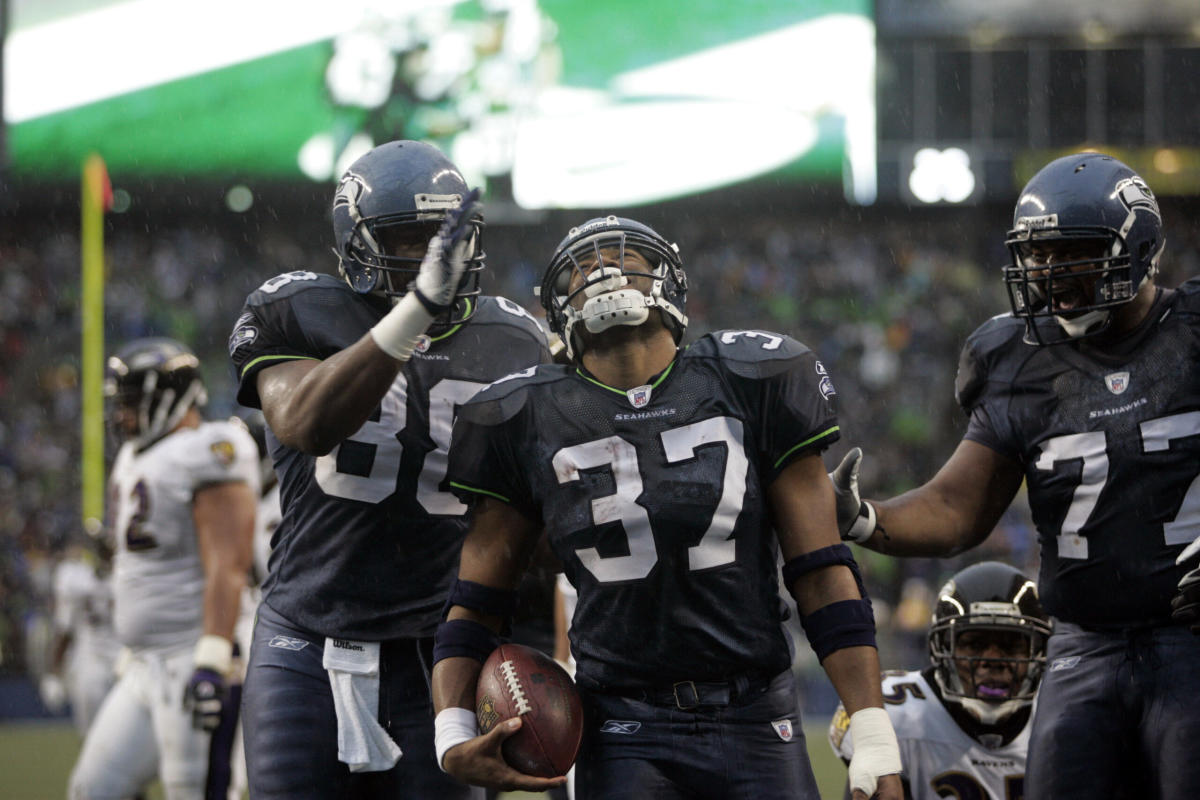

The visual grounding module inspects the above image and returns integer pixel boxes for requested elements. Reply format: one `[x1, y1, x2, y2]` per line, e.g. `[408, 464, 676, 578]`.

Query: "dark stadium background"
[1, 0, 1198, 797]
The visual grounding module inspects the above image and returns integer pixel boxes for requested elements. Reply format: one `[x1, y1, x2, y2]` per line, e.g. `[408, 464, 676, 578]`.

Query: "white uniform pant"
[69, 645, 208, 800]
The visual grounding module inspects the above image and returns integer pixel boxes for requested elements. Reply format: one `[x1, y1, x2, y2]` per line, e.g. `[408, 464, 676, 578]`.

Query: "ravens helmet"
[928, 561, 1052, 726]
[1003, 152, 1164, 344]
[332, 140, 484, 322]
[105, 338, 207, 449]
[540, 216, 688, 361]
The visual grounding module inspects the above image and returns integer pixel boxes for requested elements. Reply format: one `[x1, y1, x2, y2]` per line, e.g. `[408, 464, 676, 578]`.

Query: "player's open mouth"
[1051, 288, 1088, 314]
[976, 683, 1012, 700]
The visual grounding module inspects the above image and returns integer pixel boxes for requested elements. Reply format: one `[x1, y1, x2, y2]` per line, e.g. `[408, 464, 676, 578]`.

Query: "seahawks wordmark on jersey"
[830, 669, 1030, 800]
[229, 271, 550, 640]
[109, 420, 260, 651]
[448, 330, 839, 690]
[956, 280, 1200, 628]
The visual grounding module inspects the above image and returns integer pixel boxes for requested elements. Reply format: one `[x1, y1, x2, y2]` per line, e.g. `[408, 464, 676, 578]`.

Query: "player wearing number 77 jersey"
[227, 140, 549, 800]
[431, 216, 902, 800]
[829, 153, 1200, 798]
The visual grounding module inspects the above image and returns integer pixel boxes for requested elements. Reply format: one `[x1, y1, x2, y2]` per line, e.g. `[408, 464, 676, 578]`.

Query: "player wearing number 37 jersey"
[431, 216, 903, 800]
[228, 140, 549, 800]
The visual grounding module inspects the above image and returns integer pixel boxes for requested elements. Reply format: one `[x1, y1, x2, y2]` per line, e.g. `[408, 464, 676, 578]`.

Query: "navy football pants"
[242, 602, 475, 800]
[576, 670, 820, 800]
[1025, 621, 1200, 800]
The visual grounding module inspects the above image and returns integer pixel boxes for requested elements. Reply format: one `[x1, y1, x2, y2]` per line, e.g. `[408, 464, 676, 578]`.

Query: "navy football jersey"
[228, 270, 550, 640]
[447, 330, 840, 690]
[956, 279, 1200, 628]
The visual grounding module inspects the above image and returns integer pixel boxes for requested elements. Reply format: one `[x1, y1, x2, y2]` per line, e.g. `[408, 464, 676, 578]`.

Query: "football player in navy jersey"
[227, 140, 550, 799]
[429, 215, 903, 800]
[831, 152, 1200, 799]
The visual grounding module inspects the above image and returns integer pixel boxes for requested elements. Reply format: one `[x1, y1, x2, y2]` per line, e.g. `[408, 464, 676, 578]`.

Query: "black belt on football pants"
[604, 671, 776, 710]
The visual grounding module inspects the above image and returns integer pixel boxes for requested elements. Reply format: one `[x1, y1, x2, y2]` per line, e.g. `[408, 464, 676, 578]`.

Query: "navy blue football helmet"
[1003, 152, 1164, 344]
[540, 216, 688, 361]
[332, 140, 484, 321]
[928, 561, 1052, 726]
[105, 338, 207, 449]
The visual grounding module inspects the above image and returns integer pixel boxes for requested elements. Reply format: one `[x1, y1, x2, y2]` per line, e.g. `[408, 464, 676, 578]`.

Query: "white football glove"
[829, 447, 877, 543]
[412, 188, 481, 314]
[847, 707, 902, 797]
[372, 189, 481, 361]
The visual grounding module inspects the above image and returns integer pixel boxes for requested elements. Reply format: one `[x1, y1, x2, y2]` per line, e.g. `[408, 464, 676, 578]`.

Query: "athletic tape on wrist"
[846, 500, 877, 543]
[847, 706, 902, 794]
[193, 634, 233, 675]
[434, 707, 478, 772]
[370, 291, 434, 361]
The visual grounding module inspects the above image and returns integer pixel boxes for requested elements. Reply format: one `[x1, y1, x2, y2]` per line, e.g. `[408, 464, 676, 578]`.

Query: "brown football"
[475, 643, 583, 777]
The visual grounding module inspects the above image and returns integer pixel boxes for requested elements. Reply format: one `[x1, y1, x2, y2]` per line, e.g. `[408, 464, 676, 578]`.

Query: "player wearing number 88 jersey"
[227, 140, 549, 800]
[432, 216, 903, 800]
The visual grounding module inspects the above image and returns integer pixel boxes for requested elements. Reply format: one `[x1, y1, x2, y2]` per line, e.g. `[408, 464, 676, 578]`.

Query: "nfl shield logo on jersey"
[415, 334, 432, 354]
[771, 719, 794, 741]
[627, 385, 652, 408]
[1105, 371, 1130, 395]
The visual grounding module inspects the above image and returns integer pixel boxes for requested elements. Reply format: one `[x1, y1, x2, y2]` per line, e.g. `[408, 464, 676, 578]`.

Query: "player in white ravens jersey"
[42, 544, 122, 737]
[830, 563, 1051, 800]
[69, 338, 259, 800]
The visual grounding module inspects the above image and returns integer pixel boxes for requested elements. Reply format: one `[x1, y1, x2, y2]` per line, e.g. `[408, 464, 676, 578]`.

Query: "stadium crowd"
[2, 196, 1197, 710]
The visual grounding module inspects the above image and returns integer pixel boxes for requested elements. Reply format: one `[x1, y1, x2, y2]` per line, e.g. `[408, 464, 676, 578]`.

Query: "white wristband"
[193, 634, 234, 675]
[434, 707, 478, 773]
[846, 500, 877, 544]
[370, 291, 435, 362]
[847, 706, 902, 796]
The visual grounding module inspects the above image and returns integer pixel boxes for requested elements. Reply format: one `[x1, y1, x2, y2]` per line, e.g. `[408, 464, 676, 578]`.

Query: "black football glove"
[412, 187, 482, 315]
[184, 667, 227, 732]
[1172, 565, 1200, 635]
[829, 447, 877, 543]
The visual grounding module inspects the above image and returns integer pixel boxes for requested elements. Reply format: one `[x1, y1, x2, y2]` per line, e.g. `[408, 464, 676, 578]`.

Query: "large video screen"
[4, 0, 876, 206]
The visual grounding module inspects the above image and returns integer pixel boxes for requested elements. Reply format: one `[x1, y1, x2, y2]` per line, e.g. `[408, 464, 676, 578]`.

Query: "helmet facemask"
[336, 194, 485, 322]
[1004, 228, 1149, 344]
[541, 217, 687, 361]
[929, 604, 1050, 726]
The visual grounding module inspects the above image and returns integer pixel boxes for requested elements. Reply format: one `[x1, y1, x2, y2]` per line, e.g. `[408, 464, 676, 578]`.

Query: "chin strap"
[1054, 308, 1110, 339]
[562, 267, 688, 360]
[932, 668, 1027, 726]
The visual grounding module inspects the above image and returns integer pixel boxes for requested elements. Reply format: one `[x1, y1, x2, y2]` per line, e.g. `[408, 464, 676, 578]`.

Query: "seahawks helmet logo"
[1114, 176, 1159, 219]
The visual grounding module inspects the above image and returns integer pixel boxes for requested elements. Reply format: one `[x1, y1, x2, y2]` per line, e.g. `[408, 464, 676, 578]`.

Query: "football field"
[0, 718, 846, 799]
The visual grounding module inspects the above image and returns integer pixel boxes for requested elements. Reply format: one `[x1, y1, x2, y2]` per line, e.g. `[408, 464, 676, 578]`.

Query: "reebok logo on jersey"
[771, 719, 794, 741]
[600, 720, 641, 735]
[268, 636, 309, 651]
[1050, 656, 1081, 672]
